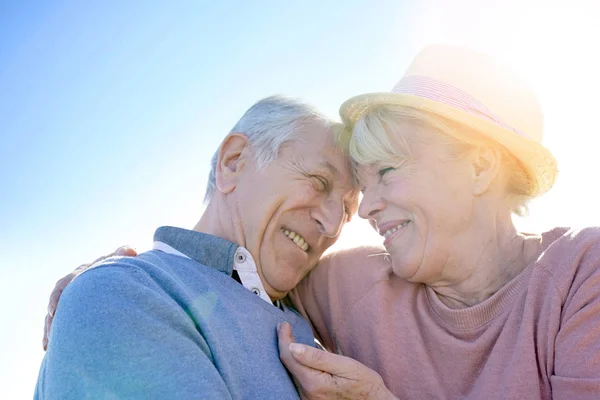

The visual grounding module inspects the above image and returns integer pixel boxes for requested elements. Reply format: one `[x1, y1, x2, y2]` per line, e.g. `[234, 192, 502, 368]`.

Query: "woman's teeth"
[281, 229, 309, 251]
[382, 221, 410, 239]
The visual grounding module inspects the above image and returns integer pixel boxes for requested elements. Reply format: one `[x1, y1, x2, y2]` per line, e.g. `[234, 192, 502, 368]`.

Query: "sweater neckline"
[424, 228, 568, 330]
[425, 264, 533, 330]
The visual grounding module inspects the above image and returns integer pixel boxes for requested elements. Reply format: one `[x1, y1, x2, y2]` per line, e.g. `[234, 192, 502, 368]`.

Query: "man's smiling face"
[235, 125, 358, 300]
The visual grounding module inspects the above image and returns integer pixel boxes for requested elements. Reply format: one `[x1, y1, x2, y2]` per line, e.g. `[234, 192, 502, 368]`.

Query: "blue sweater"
[35, 227, 315, 399]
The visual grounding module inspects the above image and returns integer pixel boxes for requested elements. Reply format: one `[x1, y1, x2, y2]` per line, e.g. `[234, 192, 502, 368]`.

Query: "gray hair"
[204, 95, 336, 202]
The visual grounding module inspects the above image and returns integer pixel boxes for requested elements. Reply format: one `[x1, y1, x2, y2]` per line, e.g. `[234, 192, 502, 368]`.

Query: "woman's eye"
[378, 167, 395, 177]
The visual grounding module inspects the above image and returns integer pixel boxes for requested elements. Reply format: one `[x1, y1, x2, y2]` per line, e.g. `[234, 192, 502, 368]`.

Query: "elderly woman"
[44, 46, 600, 399]
[277, 46, 600, 400]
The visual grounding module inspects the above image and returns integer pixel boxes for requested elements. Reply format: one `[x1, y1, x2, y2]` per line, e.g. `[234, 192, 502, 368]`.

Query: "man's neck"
[193, 196, 246, 248]
[193, 197, 284, 303]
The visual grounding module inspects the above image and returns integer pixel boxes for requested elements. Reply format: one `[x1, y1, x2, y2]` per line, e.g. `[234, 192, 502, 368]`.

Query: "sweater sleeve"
[35, 263, 233, 400]
[550, 236, 600, 399]
[289, 246, 389, 353]
[288, 254, 339, 351]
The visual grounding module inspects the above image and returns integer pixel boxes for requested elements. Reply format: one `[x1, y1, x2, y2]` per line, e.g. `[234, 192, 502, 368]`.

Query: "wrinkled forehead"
[321, 126, 364, 189]
[309, 145, 358, 192]
[294, 124, 358, 184]
[352, 161, 381, 189]
[284, 132, 360, 209]
[324, 140, 360, 192]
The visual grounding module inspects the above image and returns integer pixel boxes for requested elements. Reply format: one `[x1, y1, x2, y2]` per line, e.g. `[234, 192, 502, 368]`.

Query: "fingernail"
[289, 343, 304, 357]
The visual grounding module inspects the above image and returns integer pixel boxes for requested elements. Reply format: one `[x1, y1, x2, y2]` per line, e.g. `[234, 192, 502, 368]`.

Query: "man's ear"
[215, 133, 251, 194]
[470, 147, 502, 196]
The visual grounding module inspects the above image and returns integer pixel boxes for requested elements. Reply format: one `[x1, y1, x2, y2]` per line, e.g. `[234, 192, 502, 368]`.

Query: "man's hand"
[42, 246, 137, 350]
[277, 322, 397, 400]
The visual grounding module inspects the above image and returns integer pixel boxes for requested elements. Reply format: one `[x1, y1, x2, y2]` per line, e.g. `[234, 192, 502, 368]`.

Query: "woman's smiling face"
[356, 121, 479, 284]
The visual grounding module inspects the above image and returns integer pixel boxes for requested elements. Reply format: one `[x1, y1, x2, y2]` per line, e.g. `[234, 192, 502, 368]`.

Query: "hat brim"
[340, 92, 558, 196]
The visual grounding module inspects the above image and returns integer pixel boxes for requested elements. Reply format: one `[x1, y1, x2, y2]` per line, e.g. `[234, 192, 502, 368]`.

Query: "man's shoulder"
[61, 251, 211, 314]
[50, 253, 216, 350]
[39, 254, 236, 400]
[71, 252, 169, 292]
[75, 250, 219, 291]
[60, 255, 169, 312]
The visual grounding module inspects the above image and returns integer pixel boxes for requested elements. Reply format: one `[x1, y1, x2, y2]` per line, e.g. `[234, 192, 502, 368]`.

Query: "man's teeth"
[382, 221, 410, 239]
[281, 229, 309, 251]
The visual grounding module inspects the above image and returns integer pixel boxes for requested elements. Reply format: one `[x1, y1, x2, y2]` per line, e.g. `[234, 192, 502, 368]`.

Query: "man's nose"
[312, 199, 345, 238]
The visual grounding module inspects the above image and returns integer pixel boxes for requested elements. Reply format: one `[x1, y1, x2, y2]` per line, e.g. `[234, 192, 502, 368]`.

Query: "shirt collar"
[153, 226, 277, 307]
[231, 247, 273, 304]
[153, 226, 238, 275]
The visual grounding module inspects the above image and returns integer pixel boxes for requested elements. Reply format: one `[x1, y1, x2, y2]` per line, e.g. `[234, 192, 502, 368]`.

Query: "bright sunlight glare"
[2, 2, 600, 398]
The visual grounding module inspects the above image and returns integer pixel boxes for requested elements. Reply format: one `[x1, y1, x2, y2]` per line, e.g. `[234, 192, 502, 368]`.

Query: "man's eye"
[378, 167, 395, 177]
[311, 175, 330, 192]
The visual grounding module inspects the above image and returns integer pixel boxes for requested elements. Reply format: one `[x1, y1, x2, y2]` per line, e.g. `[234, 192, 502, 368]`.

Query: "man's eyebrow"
[317, 161, 340, 178]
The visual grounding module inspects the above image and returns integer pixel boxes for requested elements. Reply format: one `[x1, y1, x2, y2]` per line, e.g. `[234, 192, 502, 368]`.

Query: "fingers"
[73, 263, 91, 274]
[278, 322, 329, 396]
[288, 343, 350, 375]
[43, 272, 75, 350]
[278, 321, 338, 375]
[115, 246, 137, 257]
[88, 245, 135, 266]
[277, 322, 306, 388]
[277, 324, 391, 400]
[278, 322, 317, 376]
[48, 273, 76, 315]
[277, 322, 296, 368]
[43, 313, 51, 351]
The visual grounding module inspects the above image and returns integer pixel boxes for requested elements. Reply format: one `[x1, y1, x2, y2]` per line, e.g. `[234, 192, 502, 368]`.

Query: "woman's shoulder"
[318, 246, 395, 282]
[542, 225, 600, 243]
[539, 226, 600, 261]
[537, 226, 600, 297]
[298, 246, 404, 300]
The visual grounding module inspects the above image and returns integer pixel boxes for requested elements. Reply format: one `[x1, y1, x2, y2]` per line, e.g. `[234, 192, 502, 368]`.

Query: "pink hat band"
[392, 75, 529, 139]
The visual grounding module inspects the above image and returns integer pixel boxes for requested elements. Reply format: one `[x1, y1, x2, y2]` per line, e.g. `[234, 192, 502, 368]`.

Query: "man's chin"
[265, 275, 306, 298]
[264, 286, 288, 301]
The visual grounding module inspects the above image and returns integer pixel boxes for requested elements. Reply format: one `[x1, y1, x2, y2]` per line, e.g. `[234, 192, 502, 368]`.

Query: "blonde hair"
[338, 105, 535, 215]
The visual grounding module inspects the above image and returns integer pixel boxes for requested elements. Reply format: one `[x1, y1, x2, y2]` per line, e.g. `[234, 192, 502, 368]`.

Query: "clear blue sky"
[1, 1, 599, 398]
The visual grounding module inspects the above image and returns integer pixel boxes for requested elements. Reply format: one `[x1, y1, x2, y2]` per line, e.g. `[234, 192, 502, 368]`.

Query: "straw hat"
[340, 45, 558, 196]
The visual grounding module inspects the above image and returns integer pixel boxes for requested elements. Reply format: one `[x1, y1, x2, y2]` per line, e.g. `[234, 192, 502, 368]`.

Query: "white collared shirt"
[153, 241, 277, 306]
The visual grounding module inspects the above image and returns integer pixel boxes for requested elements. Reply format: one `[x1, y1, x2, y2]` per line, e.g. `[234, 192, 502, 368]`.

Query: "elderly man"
[35, 96, 360, 399]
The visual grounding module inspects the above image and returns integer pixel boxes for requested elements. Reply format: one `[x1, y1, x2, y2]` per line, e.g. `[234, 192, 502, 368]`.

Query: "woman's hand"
[278, 322, 397, 400]
[42, 246, 137, 350]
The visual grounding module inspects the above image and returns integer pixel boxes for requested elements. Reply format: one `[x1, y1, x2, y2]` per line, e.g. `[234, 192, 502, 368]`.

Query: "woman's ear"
[471, 147, 502, 196]
[215, 133, 251, 194]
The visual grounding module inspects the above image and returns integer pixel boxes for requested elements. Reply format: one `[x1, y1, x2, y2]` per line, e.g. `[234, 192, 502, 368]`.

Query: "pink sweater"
[290, 227, 600, 399]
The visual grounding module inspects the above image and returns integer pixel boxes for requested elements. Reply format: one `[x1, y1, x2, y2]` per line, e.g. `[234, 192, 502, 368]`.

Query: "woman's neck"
[431, 216, 542, 310]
